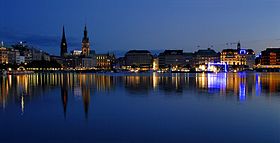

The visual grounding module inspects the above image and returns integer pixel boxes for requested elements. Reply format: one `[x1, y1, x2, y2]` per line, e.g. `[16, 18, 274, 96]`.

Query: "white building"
[71, 50, 82, 56]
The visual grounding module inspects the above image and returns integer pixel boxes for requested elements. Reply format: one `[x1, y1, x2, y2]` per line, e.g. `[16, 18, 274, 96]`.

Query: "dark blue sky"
[1, 0, 280, 56]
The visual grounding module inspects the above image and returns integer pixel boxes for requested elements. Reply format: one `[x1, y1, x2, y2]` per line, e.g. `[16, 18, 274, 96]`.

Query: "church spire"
[62, 26, 66, 38]
[84, 25, 87, 37]
[82, 25, 90, 56]
[60, 26, 68, 57]
[83, 25, 89, 42]
[237, 41, 241, 50]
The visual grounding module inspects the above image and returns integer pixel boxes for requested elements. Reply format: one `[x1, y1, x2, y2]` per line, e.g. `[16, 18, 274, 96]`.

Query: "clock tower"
[60, 26, 68, 57]
[82, 25, 90, 56]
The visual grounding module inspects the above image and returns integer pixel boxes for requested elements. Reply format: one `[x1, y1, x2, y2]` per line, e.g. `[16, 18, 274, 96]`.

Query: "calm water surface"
[0, 72, 279, 143]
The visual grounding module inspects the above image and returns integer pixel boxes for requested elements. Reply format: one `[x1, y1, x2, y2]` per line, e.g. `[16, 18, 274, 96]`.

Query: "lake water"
[0, 72, 279, 143]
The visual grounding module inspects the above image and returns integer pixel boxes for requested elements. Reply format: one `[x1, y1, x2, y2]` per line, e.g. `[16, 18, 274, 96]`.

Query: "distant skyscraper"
[82, 25, 90, 56]
[60, 26, 68, 57]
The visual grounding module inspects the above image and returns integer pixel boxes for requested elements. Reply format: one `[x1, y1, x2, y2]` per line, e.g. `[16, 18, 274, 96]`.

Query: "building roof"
[264, 48, 280, 53]
[195, 48, 219, 56]
[162, 50, 183, 55]
[222, 48, 255, 55]
[246, 49, 255, 54]
[183, 52, 194, 56]
[222, 49, 238, 53]
[126, 50, 151, 54]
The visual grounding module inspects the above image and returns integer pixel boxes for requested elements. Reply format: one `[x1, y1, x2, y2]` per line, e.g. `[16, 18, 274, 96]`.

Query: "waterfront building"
[245, 49, 255, 69]
[60, 26, 68, 57]
[17, 56, 25, 64]
[115, 57, 126, 70]
[0, 46, 8, 64]
[7, 49, 20, 64]
[82, 57, 95, 69]
[221, 42, 255, 70]
[23, 50, 33, 63]
[194, 48, 220, 66]
[62, 56, 81, 69]
[81, 25, 90, 56]
[158, 50, 185, 70]
[183, 52, 195, 67]
[255, 55, 261, 66]
[96, 53, 115, 70]
[9, 42, 34, 64]
[221, 49, 242, 65]
[50, 56, 64, 65]
[58, 25, 99, 70]
[153, 55, 159, 71]
[32, 49, 50, 61]
[124, 50, 153, 70]
[260, 48, 280, 65]
[193, 48, 221, 72]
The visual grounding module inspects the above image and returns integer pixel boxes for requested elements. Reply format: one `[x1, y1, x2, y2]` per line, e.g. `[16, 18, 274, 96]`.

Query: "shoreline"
[2, 70, 280, 75]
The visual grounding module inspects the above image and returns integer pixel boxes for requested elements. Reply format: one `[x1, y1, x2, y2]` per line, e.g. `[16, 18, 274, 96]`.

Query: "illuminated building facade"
[124, 50, 153, 70]
[158, 50, 185, 70]
[59, 25, 98, 69]
[221, 42, 255, 70]
[194, 48, 220, 66]
[153, 56, 159, 71]
[96, 53, 115, 70]
[260, 48, 280, 65]
[221, 49, 242, 65]
[0, 47, 8, 64]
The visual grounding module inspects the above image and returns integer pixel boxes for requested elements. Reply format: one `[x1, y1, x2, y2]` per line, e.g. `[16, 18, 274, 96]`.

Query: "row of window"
[97, 56, 108, 60]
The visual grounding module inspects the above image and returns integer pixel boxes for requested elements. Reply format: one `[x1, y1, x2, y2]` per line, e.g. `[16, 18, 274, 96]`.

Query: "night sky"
[1, 0, 280, 56]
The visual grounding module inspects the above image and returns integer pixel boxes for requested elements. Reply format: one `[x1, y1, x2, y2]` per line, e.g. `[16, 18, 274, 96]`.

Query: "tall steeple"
[82, 25, 90, 56]
[84, 25, 88, 39]
[237, 41, 241, 50]
[60, 26, 68, 57]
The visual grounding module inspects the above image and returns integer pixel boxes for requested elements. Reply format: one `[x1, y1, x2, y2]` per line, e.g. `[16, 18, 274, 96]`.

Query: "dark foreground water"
[0, 72, 279, 143]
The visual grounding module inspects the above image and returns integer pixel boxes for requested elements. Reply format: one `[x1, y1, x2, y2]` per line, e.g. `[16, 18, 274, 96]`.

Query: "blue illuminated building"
[221, 42, 255, 71]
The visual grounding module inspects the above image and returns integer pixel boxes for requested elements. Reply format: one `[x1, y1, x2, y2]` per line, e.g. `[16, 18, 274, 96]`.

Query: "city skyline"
[1, 0, 280, 56]
[2, 1, 280, 143]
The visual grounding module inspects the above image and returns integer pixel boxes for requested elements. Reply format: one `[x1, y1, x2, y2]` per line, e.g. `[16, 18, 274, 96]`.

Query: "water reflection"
[0, 72, 280, 117]
[61, 74, 68, 118]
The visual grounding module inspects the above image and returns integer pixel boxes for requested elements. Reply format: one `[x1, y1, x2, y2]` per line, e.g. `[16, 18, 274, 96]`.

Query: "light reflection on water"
[1, 72, 280, 114]
[0, 72, 280, 143]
